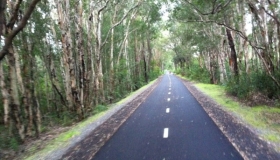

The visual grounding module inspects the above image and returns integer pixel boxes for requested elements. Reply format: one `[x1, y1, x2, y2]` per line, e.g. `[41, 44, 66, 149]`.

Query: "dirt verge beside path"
[180, 77, 280, 160]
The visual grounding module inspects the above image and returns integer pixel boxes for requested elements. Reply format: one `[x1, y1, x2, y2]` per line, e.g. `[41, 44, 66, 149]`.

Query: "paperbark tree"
[0, 0, 41, 141]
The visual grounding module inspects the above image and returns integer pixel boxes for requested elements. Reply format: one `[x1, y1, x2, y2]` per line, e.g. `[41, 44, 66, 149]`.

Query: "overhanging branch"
[101, 1, 141, 48]
[184, 0, 233, 15]
[0, 0, 41, 61]
[178, 19, 265, 51]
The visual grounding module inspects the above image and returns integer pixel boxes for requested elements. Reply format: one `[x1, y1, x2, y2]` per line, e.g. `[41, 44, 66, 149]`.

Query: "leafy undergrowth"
[195, 83, 280, 148]
[24, 111, 107, 160]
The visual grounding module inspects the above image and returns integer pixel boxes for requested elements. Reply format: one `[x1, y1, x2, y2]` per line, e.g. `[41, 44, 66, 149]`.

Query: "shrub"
[225, 71, 280, 99]
[225, 73, 251, 98]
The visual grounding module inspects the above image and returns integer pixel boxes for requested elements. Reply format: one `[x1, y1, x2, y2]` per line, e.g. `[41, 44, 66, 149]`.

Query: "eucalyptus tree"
[0, 0, 43, 141]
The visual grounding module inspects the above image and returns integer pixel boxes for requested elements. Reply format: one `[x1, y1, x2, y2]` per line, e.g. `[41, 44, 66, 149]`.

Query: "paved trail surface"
[93, 74, 242, 160]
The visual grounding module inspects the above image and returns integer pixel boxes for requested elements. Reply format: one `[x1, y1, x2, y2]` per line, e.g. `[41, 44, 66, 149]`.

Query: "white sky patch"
[160, 4, 169, 21]
[160, 1, 176, 22]
[162, 30, 170, 37]
[245, 14, 252, 35]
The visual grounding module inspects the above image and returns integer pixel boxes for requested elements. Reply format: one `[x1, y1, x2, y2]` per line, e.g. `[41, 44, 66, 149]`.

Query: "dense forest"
[1, 0, 280, 151]
[0, 0, 166, 148]
[170, 0, 280, 99]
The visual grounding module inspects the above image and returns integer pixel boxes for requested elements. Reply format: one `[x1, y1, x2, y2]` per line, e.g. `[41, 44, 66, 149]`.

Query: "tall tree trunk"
[142, 41, 148, 83]
[0, 61, 9, 127]
[75, 0, 85, 120]
[134, 33, 140, 89]
[30, 57, 40, 137]
[218, 37, 227, 83]
[94, 10, 104, 105]
[0, 0, 6, 36]
[109, 6, 117, 101]
[146, 32, 153, 81]
[248, 2, 274, 73]
[56, 0, 74, 111]
[56, 0, 82, 116]
[225, 28, 239, 76]
[86, 8, 95, 109]
[22, 53, 33, 136]
[7, 46, 25, 141]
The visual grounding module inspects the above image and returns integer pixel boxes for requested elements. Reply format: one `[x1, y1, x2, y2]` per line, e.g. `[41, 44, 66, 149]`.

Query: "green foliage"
[0, 126, 20, 150]
[0, 128, 9, 149]
[251, 72, 279, 98]
[149, 60, 162, 80]
[9, 137, 19, 150]
[46, 112, 77, 127]
[176, 61, 210, 83]
[225, 72, 280, 99]
[93, 105, 108, 115]
[59, 130, 79, 142]
[225, 74, 251, 98]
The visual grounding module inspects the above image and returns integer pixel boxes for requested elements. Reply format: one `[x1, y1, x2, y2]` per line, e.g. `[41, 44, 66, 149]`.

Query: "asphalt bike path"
[93, 74, 243, 160]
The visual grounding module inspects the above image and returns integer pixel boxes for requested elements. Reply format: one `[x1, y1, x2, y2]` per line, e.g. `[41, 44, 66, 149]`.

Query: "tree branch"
[0, 0, 7, 36]
[0, 0, 41, 61]
[184, 0, 233, 15]
[101, 2, 141, 48]
[178, 19, 265, 50]
[98, 0, 109, 16]
[7, 0, 23, 29]
[260, 6, 280, 25]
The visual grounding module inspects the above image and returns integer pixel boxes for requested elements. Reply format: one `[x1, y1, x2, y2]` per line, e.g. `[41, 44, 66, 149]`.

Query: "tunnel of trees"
[1, 0, 280, 150]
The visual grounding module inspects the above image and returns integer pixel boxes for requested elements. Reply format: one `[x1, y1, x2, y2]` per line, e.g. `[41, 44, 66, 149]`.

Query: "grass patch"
[58, 130, 79, 142]
[264, 134, 280, 142]
[195, 83, 280, 146]
[25, 110, 107, 160]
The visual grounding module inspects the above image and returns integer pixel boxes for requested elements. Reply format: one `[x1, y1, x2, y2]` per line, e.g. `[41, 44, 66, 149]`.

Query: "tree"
[0, 0, 42, 142]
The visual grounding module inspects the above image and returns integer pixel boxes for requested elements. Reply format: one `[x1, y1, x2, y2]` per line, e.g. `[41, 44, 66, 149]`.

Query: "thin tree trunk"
[134, 33, 140, 89]
[21, 31, 35, 137]
[94, 10, 104, 105]
[146, 32, 153, 81]
[142, 41, 148, 83]
[225, 27, 239, 76]
[30, 57, 40, 137]
[85, 8, 95, 109]
[0, 62, 9, 127]
[109, 6, 117, 101]
[75, 0, 85, 120]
